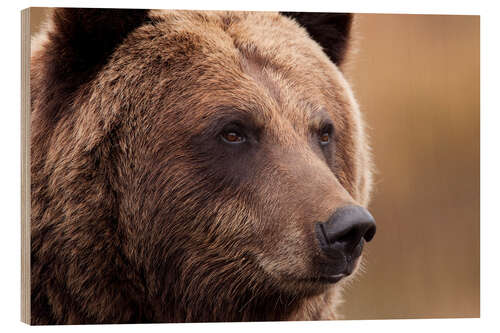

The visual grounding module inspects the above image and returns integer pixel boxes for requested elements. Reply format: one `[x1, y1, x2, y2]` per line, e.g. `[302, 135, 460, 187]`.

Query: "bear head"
[30, 9, 374, 323]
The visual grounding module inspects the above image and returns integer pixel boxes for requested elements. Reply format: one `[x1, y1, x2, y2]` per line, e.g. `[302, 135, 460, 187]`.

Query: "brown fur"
[30, 9, 373, 324]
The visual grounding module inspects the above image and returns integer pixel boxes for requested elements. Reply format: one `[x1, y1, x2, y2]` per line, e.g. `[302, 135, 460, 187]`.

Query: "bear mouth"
[316, 273, 348, 283]
[290, 271, 350, 288]
[302, 272, 349, 284]
[302, 254, 363, 286]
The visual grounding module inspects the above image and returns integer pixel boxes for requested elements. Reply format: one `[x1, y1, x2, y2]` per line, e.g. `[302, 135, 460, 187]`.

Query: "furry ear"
[281, 12, 353, 65]
[45, 8, 150, 84]
[33, 8, 150, 124]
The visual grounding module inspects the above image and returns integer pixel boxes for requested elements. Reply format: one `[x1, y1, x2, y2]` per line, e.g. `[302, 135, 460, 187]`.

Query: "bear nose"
[315, 205, 376, 255]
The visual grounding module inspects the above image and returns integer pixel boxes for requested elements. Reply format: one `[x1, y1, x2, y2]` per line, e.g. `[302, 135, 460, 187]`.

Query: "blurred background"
[29, 9, 480, 320]
[343, 14, 479, 319]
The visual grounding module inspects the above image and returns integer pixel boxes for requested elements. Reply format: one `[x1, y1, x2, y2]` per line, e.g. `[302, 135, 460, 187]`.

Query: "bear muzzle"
[314, 205, 376, 282]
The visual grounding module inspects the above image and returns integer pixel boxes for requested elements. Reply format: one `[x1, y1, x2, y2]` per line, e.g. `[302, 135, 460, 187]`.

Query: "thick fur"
[30, 9, 372, 324]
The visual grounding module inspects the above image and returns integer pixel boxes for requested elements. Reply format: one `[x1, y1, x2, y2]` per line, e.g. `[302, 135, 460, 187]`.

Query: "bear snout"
[314, 205, 376, 279]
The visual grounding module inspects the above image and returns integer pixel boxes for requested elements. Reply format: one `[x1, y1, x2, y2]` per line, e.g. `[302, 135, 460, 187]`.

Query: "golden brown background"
[29, 9, 480, 319]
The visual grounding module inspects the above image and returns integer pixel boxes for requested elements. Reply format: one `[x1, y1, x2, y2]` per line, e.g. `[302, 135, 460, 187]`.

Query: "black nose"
[315, 205, 376, 257]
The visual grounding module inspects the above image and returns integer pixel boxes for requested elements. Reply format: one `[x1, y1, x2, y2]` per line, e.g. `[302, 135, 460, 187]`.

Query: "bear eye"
[319, 132, 330, 145]
[221, 131, 246, 144]
[319, 123, 334, 146]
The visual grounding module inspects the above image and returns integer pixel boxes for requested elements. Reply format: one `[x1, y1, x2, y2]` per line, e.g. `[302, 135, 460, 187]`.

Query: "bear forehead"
[100, 10, 355, 135]
[144, 10, 343, 87]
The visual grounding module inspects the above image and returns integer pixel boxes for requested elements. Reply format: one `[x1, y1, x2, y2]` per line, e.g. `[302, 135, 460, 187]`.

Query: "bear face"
[30, 9, 374, 324]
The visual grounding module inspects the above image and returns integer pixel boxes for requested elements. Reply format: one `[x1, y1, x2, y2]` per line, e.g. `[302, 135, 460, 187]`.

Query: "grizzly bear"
[30, 8, 376, 324]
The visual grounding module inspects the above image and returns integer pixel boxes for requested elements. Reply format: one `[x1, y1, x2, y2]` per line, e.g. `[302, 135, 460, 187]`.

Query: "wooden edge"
[21, 7, 31, 325]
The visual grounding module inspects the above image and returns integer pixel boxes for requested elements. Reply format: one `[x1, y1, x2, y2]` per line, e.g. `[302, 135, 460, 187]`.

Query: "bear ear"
[46, 8, 150, 79]
[280, 12, 353, 65]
